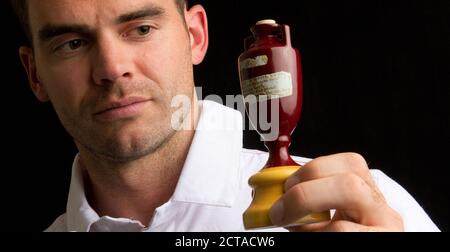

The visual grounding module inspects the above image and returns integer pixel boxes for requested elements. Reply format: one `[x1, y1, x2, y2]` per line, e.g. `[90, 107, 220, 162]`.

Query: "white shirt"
[46, 100, 440, 232]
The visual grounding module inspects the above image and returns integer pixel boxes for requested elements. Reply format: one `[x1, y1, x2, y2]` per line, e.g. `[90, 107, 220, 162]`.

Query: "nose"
[92, 35, 133, 85]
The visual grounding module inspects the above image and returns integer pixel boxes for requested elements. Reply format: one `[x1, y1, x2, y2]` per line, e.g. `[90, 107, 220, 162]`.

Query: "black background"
[1, 0, 449, 231]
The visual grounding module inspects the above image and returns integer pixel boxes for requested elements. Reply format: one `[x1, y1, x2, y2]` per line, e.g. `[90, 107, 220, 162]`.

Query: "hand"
[269, 153, 404, 232]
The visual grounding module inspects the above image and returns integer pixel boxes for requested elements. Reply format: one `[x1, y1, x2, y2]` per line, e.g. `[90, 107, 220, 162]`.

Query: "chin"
[76, 116, 174, 162]
[97, 140, 155, 163]
[104, 128, 172, 161]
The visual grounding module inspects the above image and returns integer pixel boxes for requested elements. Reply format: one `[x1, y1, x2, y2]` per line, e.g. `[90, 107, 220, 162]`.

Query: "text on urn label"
[242, 71, 293, 103]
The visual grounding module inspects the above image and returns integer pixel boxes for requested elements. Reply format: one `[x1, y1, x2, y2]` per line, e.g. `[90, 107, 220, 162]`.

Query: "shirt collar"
[65, 100, 244, 231]
[66, 155, 100, 232]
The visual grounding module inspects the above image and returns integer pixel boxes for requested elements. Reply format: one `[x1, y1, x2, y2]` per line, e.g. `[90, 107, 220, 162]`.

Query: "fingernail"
[285, 176, 300, 191]
[269, 200, 285, 225]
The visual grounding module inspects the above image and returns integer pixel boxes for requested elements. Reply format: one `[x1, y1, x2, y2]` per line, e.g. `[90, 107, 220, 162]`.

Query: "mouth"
[94, 97, 152, 121]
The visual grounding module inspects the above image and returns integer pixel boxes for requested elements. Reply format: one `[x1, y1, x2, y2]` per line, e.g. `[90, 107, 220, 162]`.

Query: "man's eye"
[55, 39, 87, 54]
[67, 40, 83, 50]
[136, 25, 152, 36]
[124, 25, 154, 39]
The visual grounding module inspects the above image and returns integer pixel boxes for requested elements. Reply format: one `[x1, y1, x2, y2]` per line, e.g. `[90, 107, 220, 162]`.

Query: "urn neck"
[264, 136, 298, 168]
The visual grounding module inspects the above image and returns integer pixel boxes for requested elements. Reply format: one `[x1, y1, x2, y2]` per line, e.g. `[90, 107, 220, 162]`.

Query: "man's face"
[26, 0, 198, 162]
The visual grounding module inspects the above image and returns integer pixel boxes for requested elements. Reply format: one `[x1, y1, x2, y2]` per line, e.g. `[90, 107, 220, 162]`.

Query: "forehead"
[27, 0, 177, 30]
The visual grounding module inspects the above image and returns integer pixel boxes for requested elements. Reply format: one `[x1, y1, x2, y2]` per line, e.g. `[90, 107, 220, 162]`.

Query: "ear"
[185, 5, 209, 65]
[19, 47, 49, 102]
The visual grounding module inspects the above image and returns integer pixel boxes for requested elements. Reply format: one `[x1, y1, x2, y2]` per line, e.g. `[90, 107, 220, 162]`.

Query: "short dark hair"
[10, 0, 187, 44]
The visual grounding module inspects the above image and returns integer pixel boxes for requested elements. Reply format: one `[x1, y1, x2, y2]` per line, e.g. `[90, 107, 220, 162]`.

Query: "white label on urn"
[242, 71, 293, 103]
[240, 55, 269, 70]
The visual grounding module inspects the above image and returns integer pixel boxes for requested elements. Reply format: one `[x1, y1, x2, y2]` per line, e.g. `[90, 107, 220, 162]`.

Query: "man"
[11, 0, 438, 231]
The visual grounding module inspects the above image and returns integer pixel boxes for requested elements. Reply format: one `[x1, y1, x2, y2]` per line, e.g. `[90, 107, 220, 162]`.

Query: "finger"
[287, 221, 331, 232]
[286, 153, 372, 189]
[321, 220, 403, 232]
[320, 220, 382, 232]
[288, 211, 403, 232]
[285, 153, 380, 196]
[270, 173, 386, 227]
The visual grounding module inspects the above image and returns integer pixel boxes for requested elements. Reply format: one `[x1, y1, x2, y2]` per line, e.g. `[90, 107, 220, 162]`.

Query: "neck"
[77, 99, 199, 226]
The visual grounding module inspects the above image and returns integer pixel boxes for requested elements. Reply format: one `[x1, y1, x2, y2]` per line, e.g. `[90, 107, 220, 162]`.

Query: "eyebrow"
[38, 6, 165, 43]
[117, 6, 165, 24]
[39, 24, 92, 43]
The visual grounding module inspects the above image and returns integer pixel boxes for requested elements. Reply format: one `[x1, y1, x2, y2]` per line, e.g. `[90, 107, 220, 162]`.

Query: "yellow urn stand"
[243, 166, 331, 230]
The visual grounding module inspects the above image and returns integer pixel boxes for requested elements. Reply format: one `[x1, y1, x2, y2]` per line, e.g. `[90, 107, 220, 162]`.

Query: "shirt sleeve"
[370, 169, 440, 232]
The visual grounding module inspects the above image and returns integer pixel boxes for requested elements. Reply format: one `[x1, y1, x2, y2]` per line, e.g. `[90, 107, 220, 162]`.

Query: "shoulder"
[45, 214, 68, 232]
[370, 169, 440, 232]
